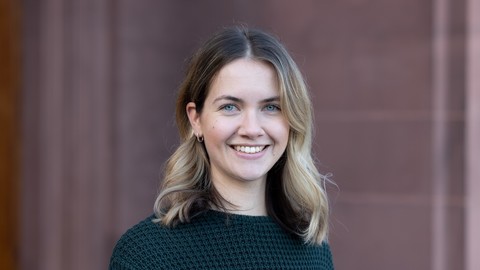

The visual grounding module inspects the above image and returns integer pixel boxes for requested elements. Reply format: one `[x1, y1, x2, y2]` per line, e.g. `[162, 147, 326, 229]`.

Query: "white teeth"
[234, 145, 264, 154]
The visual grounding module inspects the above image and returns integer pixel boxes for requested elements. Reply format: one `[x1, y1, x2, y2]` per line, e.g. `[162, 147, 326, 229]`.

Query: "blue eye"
[264, 104, 280, 111]
[221, 104, 237, 112]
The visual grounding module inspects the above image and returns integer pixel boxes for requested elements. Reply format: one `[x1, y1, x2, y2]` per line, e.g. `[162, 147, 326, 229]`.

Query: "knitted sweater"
[109, 210, 334, 269]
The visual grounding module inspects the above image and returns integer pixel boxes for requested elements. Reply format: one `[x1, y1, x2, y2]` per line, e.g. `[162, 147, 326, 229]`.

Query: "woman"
[110, 26, 334, 269]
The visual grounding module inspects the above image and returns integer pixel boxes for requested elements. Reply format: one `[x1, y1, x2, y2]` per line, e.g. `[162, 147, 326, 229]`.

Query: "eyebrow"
[213, 95, 280, 103]
[213, 95, 242, 103]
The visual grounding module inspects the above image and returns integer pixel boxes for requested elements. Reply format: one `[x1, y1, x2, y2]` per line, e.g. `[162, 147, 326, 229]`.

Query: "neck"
[211, 177, 267, 216]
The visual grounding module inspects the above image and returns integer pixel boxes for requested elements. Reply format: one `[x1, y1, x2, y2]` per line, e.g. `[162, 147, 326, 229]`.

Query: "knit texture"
[110, 210, 334, 270]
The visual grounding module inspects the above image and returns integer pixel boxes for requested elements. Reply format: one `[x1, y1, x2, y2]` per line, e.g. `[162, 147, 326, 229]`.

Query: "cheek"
[271, 124, 289, 158]
[268, 121, 289, 151]
[274, 120, 290, 141]
[204, 119, 234, 142]
[211, 119, 218, 130]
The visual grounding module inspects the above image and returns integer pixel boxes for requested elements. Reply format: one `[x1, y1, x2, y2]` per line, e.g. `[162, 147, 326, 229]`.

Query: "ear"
[186, 102, 202, 135]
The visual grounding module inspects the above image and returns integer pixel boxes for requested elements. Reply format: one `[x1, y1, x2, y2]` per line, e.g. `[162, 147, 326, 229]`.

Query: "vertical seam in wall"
[466, 0, 480, 269]
[432, 0, 449, 269]
[39, 0, 67, 269]
[109, 0, 120, 239]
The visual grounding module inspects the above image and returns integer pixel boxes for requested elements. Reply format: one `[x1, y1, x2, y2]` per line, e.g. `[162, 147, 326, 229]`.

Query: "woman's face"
[187, 58, 289, 187]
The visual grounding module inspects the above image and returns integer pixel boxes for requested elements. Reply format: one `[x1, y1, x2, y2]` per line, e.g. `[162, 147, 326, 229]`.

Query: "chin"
[235, 172, 268, 182]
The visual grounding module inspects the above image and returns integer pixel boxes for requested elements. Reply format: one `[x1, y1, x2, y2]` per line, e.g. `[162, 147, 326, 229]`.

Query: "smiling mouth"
[232, 145, 266, 154]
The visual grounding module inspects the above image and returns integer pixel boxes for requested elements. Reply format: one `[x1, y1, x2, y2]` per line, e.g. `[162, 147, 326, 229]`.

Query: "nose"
[238, 110, 265, 138]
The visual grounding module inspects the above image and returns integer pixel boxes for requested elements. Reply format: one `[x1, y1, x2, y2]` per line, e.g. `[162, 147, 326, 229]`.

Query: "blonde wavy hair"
[154, 26, 330, 245]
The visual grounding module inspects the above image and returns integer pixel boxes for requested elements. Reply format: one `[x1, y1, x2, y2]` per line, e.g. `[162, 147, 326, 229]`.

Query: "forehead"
[217, 58, 274, 77]
[207, 58, 279, 100]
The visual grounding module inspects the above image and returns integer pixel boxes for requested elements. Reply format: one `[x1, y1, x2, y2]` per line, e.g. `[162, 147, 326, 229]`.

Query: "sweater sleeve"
[108, 226, 146, 270]
[108, 216, 157, 270]
[109, 238, 143, 270]
[109, 257, 138, 270]
[322, 242, 335, 270]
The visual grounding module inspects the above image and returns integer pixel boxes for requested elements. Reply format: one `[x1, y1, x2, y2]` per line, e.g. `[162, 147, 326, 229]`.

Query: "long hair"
[153, 26, 330, 244]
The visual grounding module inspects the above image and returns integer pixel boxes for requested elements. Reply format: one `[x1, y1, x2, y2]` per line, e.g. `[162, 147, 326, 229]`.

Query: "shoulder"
[109, 211, 224, 269]
[114, 215, 163, 248]
[109, 213, 217, 269]
[318, 241, 335, 269]
[109, 215, 168, 270]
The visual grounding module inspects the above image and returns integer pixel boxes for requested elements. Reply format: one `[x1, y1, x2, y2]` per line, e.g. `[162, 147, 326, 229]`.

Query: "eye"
[220, 104, 238, 112]
[264, 104, 280, 112]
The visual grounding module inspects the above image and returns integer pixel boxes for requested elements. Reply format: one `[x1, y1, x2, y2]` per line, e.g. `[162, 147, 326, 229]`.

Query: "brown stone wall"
[19, 0, 479, 269]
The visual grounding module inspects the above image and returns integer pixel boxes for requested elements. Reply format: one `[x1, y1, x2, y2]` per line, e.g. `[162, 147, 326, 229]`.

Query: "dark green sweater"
[109, 210, 334, 269]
